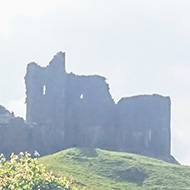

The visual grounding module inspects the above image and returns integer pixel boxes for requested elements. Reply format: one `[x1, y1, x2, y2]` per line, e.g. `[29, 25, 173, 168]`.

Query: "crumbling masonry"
[25, 52, 171, 158]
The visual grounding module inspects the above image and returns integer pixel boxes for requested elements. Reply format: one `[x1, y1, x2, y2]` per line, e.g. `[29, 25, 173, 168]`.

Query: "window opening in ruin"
[43, 85, 46, 95]
[80, 94, 84, 99]
[148, 130, 152, 141]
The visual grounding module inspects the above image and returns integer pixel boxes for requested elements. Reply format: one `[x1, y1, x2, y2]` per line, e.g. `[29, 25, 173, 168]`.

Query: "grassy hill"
[39, 148, 190, 190]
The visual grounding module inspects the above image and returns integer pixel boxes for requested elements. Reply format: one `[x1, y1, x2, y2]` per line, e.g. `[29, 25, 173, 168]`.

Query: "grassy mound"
[40, 148, 190, 190]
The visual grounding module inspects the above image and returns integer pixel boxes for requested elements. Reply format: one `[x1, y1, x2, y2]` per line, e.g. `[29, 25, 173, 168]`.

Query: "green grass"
[39, 148, 190, 190]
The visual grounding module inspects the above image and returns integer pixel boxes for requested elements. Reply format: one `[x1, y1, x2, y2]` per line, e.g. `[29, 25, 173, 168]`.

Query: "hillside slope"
[40, 148, 190, 190]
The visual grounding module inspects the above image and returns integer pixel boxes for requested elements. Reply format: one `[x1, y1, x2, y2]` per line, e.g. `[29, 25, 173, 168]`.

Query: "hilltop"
[40, 148, 189, 190]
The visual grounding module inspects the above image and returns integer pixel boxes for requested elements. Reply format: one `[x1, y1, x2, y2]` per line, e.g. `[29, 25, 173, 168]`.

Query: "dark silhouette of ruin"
[24, 52, 171, 158]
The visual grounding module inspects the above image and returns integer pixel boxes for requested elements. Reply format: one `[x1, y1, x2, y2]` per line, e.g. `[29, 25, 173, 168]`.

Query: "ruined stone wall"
[116, 95, 171, 156]
[63, 73, 116, 149]
[25, 52, 66, 126]
[25, 52, 66, 154]
[0, 106, 31, 157]
[24, 52, 171, 157]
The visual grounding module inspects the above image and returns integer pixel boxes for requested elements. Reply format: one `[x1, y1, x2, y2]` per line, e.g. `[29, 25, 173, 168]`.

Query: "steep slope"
[40, 148, 190, 190]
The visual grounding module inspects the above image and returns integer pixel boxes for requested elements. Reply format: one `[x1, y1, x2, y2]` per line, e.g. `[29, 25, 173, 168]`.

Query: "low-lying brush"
[0, 152, 76, 190]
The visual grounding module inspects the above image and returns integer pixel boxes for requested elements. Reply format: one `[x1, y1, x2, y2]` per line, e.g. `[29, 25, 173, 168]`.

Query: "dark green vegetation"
[0, 152, 76, 190]
[40, 148, 190, 190]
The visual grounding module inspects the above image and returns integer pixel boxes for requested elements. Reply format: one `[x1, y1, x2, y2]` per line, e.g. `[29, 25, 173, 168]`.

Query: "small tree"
[0, 152, 75, 190]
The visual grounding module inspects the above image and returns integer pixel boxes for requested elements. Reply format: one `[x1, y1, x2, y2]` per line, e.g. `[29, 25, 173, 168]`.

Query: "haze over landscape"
[0, 0, 190, 165]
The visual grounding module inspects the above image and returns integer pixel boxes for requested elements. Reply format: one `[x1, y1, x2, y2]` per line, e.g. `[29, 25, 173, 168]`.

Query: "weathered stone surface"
[0, 106, 30, 157]
[24, 52, 171, 158]
[0, 52, 172, 160]
[116, 95, 171, 156]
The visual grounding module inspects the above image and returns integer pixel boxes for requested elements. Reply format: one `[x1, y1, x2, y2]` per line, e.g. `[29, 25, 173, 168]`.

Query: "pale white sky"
[0, 0, 190, 165]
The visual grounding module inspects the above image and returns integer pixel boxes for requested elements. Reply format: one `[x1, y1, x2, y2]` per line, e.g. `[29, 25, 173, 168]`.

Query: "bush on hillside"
[0, 152, 75, 190]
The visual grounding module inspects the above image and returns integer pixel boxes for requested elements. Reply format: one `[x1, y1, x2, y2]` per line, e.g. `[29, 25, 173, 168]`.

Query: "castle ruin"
[25, 52, 171, 158]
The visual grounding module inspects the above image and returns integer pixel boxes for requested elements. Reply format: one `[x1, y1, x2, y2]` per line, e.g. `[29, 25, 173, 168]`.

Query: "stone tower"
[25, 52, 66, 126]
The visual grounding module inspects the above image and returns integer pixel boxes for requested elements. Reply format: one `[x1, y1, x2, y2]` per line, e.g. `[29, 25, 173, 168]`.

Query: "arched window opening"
[43, 85, 46, 95]
[80, 93, 84, 99]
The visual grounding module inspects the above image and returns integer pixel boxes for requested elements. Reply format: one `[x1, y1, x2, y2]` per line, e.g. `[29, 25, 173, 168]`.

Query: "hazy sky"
[0, 0, 190, 165]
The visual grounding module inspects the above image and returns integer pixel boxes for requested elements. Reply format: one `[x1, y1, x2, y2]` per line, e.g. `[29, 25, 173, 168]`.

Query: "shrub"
[0, 152, 75, 190]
